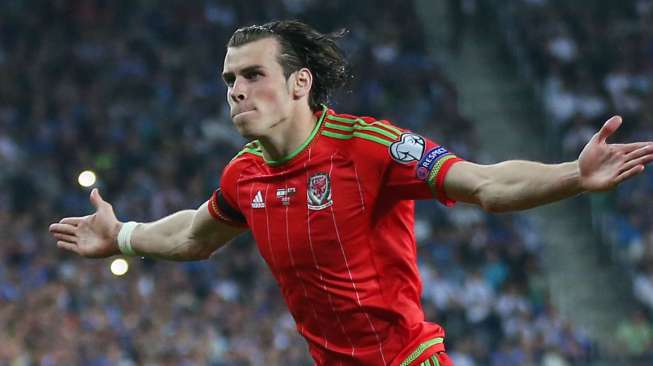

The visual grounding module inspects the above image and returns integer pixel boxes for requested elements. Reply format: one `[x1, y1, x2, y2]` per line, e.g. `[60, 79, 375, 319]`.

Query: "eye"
[223, 76, 235, 87]
[244, 71, 262, 81]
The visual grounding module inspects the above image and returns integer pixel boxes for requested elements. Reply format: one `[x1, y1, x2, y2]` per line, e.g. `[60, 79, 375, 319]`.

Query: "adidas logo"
[251, 190, 265, 208]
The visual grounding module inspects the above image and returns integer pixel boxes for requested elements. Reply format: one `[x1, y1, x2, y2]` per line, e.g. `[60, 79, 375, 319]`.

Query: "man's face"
[222, 37, 294, 139]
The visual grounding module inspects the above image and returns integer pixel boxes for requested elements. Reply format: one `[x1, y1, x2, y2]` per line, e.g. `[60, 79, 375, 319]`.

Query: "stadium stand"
[0, 0, 607, 364]
[488, 0, 653, 363]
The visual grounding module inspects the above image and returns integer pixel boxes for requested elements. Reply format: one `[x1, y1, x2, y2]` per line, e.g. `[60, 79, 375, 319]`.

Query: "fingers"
[613, 142, 652, 154]
[621, 153, 653, 174]
[57, 241, 80, 254]
[597, 115, 622, 143]
[53, 232, 77, 243]
[616, 164, 645, 185]
[90, 188, 110, 211]
[624, 144, 653, 162]
[49, 223, 77, 235]
[59, 216, 86, 226]
[90, 188, 102, 209]
[50, 221, 79, 254]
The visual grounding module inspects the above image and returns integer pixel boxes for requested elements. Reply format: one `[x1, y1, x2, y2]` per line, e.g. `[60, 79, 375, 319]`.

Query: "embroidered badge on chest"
[307, 173, 333, 210]
[389, 132, 425, 164]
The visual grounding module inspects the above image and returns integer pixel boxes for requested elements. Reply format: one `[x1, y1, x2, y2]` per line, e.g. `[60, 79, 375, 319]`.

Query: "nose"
[229, 78, 246, 103]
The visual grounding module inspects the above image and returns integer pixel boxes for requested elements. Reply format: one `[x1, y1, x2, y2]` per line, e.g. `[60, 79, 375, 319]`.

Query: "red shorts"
[393, 336, 452, 366]
[411, 351, 454, 366]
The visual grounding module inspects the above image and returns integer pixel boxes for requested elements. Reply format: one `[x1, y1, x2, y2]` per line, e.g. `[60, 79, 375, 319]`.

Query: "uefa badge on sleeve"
[389, 133, 425, 164]
[307, 173, 333, 210]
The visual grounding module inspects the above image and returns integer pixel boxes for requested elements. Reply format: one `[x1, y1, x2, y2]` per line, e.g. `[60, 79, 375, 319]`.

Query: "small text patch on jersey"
[416, 146, 452, 181]
[276, 187, 296, 206]
[251, 190, 265, 208]
[390, 133, 425, 164]
[307, 173, 333, 210]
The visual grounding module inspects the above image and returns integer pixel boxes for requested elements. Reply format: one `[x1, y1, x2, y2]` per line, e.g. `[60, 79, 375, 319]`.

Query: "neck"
[258, 106, 318, 162]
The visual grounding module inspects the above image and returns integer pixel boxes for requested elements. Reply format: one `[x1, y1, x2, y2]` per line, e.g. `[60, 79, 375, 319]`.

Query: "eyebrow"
[221, 65, 265, 83]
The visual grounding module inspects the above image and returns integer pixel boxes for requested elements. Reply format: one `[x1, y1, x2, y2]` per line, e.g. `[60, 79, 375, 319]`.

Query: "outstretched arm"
[444, 116, 653, 213]
[49, 189, 246, 260]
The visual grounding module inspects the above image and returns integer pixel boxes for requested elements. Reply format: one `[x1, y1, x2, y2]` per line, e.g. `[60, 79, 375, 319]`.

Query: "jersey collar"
[263, 104, 328, 166]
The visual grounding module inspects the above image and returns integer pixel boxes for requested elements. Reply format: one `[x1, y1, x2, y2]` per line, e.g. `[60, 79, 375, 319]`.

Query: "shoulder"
[232, 140, 264, 161]
[221, 141, 263, 183]
[320, 109, 435, 168]
[319, 110, 407, 156]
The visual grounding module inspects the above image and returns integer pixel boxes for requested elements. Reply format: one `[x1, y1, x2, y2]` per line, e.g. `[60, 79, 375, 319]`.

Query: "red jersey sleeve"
[207, 158, 249, 228]
[381, 124, 464, 206]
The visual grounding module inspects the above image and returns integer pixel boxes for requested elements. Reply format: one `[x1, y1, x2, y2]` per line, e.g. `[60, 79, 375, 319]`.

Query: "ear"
[292, 68, 313, 99]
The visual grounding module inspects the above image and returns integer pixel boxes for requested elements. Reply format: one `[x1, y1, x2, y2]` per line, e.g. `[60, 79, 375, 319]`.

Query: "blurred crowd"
[0, 1, 598, 365]
[496, 0, 653, 362]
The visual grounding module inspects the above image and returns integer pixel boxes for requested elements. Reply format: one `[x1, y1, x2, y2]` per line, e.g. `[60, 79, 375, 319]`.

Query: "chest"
[234, 152, 372, 273]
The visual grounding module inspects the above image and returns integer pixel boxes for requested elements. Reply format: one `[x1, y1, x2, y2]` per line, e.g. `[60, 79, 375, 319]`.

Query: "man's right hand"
[49, 188, 122, 258]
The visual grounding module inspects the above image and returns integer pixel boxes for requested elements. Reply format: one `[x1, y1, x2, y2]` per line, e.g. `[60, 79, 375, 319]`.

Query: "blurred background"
[0, 0, 652, 365]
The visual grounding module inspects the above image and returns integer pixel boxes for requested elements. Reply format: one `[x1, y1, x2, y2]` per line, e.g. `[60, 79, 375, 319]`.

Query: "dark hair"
[227, 20, 350, 112]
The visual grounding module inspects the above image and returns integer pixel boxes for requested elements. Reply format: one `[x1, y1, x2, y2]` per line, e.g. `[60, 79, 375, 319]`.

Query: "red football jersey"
[208, 106, 463, 365]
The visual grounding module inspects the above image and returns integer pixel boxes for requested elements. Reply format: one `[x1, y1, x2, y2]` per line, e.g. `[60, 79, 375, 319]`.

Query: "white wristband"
[117, 221, 139, 256]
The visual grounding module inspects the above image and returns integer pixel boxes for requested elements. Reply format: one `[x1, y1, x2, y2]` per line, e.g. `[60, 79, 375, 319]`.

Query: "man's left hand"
[578, 115, 653, 192]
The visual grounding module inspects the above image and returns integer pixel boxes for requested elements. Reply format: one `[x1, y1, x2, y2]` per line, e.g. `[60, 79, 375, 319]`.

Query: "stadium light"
[110, 258, 129, 276]
[78, 170, 97, 187]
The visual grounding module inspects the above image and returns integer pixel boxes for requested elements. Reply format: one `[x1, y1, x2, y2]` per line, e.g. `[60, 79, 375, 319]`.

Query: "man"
[49, 20, 653, 366]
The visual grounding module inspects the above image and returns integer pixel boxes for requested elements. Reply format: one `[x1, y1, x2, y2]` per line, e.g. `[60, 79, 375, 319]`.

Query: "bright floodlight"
[78, 170, 97, 187]
[110, 258, 129, 276]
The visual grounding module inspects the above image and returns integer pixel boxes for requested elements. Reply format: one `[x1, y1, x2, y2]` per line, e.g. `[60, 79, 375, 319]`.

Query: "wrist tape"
[117, 221, 138, 256]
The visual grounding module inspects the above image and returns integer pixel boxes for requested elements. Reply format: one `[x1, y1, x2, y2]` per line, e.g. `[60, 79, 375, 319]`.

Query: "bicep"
[189, 201, 248, 254]
[442, 161, 490, 206]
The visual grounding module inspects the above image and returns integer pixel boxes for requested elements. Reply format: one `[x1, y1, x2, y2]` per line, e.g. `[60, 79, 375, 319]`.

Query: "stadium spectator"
[3, 1, 645, 365]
